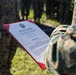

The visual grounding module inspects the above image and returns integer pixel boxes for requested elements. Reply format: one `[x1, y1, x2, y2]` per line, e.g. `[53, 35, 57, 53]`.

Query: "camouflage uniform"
[32, 0, 45, 23]
[44, 25, 76, 75]
[0, 0, 19, 75]
[59, 0, 71, 24]
[20, 0, 32, 20]
[44, 1, 76, 74]
[71, 0, 76, 26]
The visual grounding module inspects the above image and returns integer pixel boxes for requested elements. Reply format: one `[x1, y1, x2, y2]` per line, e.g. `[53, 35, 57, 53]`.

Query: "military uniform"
[20, 0, 32, 20]
[72, 0, 76, 26]
[0, 0, 19, 75]
[32, 0, 45, 23]
[44, 1, 76, 73]
[17, 0, 21, 20]
[45, 0, 56, 19]
[44, 25, 76, 75]
[59, 0, 71, 24]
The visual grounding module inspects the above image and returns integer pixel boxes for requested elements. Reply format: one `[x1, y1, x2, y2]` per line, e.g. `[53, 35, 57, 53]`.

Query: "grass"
[11, 9, 61, 75]
[11, 47, 53, 75]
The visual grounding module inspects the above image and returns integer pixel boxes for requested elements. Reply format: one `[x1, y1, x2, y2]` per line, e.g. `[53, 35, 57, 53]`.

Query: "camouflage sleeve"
[44, 42, 60, 75]
[71, 0, 76, 26]
[44, 25, 69, 75]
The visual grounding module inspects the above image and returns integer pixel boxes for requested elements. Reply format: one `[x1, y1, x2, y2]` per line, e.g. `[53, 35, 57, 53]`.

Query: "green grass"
[40, 12, 60, 28]
[11, 9, 60, 75]
[11, 47, 53, 75]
